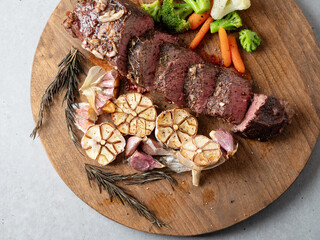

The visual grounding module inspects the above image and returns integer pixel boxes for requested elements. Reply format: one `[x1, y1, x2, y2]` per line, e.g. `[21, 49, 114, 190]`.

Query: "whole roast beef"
[64, 1, 294, 142]
[63, 0, 154, 75]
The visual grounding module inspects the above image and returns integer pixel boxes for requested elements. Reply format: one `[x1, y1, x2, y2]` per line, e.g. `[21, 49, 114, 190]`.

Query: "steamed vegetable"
[184, 0, 211, 14]
[160, 0, 194, 33]
[228, 35, 246, 73]
[219, 27, 232, 67]
[211, 0, 251, 20]
[239, 29, 261, 52]
[210, 11, 242, 34]
[141, 0, 162, 22]
[189, 17, 214, 50]
[188, 10, 211, 30]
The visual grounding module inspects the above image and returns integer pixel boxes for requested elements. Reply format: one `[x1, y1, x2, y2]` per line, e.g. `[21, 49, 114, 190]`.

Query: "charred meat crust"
[232, 95, 295, 141]
[63, 0, 154, 75]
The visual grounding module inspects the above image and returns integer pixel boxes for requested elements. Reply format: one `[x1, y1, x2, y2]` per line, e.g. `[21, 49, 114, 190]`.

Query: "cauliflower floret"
[211, 0, 251, 20]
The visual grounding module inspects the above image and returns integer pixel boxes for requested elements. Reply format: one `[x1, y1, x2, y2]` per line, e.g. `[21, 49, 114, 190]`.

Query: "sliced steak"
[154, 43, 204, 107]
[184, 63, 220, 114]
[206, 69, 252, 124]
[63, 0, 154, 75]
[232, 94, 295, 141]
[127, 32, 179, 90]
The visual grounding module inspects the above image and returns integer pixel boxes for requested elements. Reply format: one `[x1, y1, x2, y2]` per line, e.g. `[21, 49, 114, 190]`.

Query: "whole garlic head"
[79, 66, 119, 115]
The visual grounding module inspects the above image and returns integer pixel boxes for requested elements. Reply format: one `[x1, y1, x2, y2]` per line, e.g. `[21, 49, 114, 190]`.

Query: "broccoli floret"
[141, 0, 162, 22]
[239, 29, 261, 52]
[160, 0, 194, 33]
[184, 0, 211, 14]
[210, 11, 242, 34]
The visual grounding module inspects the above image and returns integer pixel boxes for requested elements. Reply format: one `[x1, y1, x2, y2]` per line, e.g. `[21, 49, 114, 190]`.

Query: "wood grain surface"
[30, 0, 320, 236]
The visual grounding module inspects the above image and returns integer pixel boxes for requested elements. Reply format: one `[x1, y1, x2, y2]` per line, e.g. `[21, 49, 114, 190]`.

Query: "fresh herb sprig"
[31, 47, 85, 148]
[85, 164, 177, 227]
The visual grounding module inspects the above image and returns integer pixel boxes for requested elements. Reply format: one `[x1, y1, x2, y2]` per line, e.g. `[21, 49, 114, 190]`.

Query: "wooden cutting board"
[31, 0, 320, 236]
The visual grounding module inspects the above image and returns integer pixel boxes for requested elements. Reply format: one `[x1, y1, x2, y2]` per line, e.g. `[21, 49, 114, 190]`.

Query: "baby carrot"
[228, 35, 246, 73]
[218, 27, 231, 67]
[189, 17, 214, 50]
[188, 0, 214, 30]
[188, 11, 211, 30]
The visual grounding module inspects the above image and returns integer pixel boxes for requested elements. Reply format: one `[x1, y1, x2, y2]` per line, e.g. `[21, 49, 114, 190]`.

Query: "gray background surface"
[0, 0, 319, 239]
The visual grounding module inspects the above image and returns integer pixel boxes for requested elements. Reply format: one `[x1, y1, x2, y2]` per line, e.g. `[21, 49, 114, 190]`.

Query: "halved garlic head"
[81, 122, 126, 165]
[178, 135, 223, 186]
[79, 66, 119, 115]
[179, 136, 222, 168]
[156, 109, 198, 149]
[112, 93, 157, 137]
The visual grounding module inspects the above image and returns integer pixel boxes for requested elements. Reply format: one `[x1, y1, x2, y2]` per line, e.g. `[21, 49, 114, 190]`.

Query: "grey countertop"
[0, 0, 319, 239]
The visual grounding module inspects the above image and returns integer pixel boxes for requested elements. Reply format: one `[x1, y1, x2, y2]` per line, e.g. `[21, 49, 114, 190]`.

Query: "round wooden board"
[31, 0, 320, 236]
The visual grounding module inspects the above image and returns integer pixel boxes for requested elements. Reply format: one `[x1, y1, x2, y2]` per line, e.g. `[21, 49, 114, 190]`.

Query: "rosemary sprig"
[85, 164, 177, 227]
[85, 164, 177, 187]
[31, 47, 85, 147]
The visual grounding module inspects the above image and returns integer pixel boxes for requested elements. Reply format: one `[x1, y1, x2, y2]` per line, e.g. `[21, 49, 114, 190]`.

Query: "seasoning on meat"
[154, 43, 204, 107]
[184, 63, 220, 114]
[206, 69, 252, 124]
[63, 0, 154, 75]
[127, 31, 179, 90]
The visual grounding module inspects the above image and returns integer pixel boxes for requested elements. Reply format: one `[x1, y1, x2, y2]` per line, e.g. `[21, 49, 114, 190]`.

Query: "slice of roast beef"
[206, 69, 252, 124]
[154, 43, 204, 107]
[184, 63, 220, 114]
[127, 32, 179, 90]
[232, 94, 295, 141]
[63, 0, 154, 75]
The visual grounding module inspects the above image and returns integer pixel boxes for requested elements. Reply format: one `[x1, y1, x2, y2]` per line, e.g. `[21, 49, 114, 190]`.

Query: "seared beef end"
[154, 43, 204, 107]
[63, 0, 154, 75]
[184, 63, 220, 114]
[206, 69, 252, 124]
[127, 32, 179, 90]
[232, 94, 295, 141]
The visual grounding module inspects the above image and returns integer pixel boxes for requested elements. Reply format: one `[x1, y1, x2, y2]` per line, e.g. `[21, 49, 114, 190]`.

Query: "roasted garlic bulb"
[112, 93, 157, 137]
[81, 122, 126, 165]
[178, 135, 224, 186]
[155, 108, 198, 149]
[79, 66, 119, 115]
